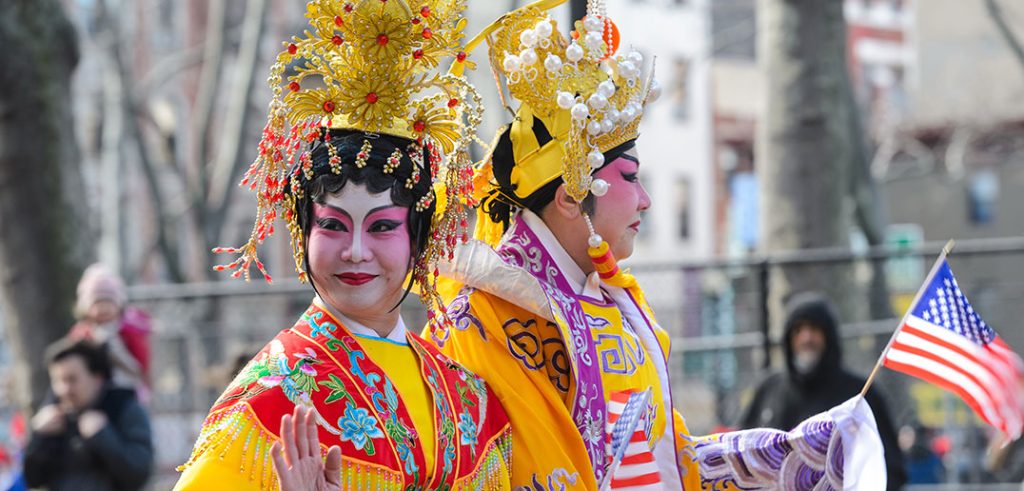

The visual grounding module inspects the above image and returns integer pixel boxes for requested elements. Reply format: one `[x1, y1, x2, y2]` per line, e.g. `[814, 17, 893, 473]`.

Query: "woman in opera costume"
[173, 0, 511, 489]
[431, 0, 888, 489]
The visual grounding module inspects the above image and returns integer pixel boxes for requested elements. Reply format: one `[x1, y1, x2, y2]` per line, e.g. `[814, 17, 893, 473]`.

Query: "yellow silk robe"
[429, 212, 872, 491]
[429, 211, 701, 490]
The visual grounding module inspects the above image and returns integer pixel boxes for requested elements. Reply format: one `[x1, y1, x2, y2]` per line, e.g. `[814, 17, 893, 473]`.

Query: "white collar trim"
[313, 296, 407, 343]
[520, 210, 591, 295]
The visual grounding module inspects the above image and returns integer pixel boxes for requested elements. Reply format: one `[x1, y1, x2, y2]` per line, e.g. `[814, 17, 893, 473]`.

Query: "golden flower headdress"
[459, 0, 660, 286]
[214, 0, 481, 320]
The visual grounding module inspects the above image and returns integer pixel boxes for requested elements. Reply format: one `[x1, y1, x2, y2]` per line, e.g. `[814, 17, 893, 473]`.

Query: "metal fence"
[122, 236, 1024, 488]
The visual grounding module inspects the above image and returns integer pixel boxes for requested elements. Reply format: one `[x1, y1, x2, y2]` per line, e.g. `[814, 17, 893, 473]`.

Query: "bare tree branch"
[193, 0, 227, 197]
[208, 0, 269, 249]
[986, 0, 1024, 76]
[95, 0, 186, 283]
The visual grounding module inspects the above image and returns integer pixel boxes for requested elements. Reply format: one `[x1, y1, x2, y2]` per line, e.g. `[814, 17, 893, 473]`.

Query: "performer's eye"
[621, 172, 638, 183]
[317, 218, 347, 232]
[369, 219, 401, 233]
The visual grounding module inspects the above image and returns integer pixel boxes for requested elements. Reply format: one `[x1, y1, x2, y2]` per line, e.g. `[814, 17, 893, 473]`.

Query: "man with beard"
[740, 292, 907, 490]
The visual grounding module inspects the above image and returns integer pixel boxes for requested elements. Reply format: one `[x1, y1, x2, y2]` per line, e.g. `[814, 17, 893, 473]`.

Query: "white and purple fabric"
[692, 396, 886, 490]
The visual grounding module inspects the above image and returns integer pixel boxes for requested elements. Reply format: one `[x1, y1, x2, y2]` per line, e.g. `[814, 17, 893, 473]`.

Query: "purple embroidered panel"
[692, 413, 844, 491]
[497, 216, 608, 482]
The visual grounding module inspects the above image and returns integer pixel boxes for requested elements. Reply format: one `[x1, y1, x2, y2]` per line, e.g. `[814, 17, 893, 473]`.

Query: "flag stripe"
[605, 390, 661, 490]
[888, 336, 1012, 432]
[907, 316, 1020, 383]
[884, 350, 1003, 429]
[892, 329, 1006, 407]
[899, 318, 1023, 431]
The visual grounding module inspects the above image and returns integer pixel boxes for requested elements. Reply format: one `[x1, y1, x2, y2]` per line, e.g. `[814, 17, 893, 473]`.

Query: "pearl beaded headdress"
[458, 0, 659, 284]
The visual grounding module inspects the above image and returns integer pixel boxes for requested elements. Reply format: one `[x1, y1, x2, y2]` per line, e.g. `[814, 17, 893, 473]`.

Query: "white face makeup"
[306, 183, 413, 334]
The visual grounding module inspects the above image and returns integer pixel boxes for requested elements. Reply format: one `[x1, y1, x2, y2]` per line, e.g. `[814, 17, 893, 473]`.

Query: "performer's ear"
[551, 183, 582, 219]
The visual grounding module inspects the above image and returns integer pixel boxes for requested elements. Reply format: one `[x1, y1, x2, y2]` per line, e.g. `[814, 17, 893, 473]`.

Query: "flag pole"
[859, 239, 956, 397]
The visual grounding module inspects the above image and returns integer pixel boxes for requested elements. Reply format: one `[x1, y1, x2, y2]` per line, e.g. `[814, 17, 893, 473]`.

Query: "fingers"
[324, 446, 342, 486]
[270, 440, 287, 475]
[294, 406, 309, 460]
[281, 412, 298, 467]
[304, 408, 320, 459]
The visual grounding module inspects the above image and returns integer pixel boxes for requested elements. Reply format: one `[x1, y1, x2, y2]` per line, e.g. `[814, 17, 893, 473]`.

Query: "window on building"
[967, 169, 999, 225]
[676, 177, 691, 240]
[671, 57, 691, 121]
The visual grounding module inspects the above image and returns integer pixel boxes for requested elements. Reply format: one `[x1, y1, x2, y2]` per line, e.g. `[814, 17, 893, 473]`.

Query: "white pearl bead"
[619, 61, 636, 77]
[520, 48, 538, 66]
[648, 80, 662, 102]
[587, 120, 603, 135]
[602, 119, 615, 133]
[556, 91, 575, 109]
[622, 106, 637, 121]
[571, 103, 589, 121]
[584, 16, 603, 32]
[584, 32, 604, 50]
[588, 234, 604, 248]
[587, 94, 607, 110]
[566, 43, 584, 62]
[587, 150, 605, 169]
[628, 51, 643, 66]
[597, 80, 616, 99]
[590, 178, 610, 197]
[519, 29, 538, 48]
[606, 108, 620, 122]
[503, 53, 522, 73]
[544, 54, 562, 72]
[535, 20, 553, 38]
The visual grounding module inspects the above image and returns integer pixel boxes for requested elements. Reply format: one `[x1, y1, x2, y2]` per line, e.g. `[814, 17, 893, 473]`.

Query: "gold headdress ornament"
[214, 0, 481, 325]
[459, 0, 660, 286]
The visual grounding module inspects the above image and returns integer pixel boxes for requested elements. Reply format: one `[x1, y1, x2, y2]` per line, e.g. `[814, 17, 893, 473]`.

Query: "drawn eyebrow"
[618, 154, 640, 165]
[367, 204, 402, 216]
[316, 202, 351, 221]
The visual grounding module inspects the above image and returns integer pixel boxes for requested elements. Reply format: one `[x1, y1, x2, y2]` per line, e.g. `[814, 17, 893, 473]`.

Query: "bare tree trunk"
[843, 69, 893, 320]
[0, 0, 92, 412]
[758, 0, 856, 328]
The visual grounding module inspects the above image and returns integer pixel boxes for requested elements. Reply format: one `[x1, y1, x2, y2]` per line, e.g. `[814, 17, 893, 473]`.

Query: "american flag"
[601, 390, 661, 491]
[883, 259, 1024, 439]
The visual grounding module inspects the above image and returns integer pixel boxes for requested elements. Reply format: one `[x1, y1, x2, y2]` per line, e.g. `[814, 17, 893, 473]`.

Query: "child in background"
[68, 264, 150, 402]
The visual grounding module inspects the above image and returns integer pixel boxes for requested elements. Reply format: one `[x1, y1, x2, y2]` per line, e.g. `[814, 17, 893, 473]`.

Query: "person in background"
[740, 292, 907, 489]
[900, 423, 945, 484]
[68, 264, 150, 399]
[23, 339, 153, 491]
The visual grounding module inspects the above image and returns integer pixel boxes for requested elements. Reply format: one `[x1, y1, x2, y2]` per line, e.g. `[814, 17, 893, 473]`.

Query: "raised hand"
[271, 406, 343, 491]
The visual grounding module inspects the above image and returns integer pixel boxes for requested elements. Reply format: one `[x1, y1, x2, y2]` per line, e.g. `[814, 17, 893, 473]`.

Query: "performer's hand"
[271, 406, 342, 491]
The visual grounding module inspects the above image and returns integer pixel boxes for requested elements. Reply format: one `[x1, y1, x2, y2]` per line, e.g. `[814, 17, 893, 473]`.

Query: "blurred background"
[1, 0, 1023, 488]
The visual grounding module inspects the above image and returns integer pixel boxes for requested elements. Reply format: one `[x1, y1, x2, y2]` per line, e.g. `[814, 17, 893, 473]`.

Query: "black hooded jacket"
[739, 293, 907, 490]
[23, 385, 153, 491]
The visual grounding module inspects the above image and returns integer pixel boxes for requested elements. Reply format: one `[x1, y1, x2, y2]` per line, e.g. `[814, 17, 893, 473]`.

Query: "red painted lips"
[336, 273, 377, 286]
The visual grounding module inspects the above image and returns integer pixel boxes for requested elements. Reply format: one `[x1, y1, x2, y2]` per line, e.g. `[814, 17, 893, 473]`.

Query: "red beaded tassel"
[584, 213, 636, 289]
